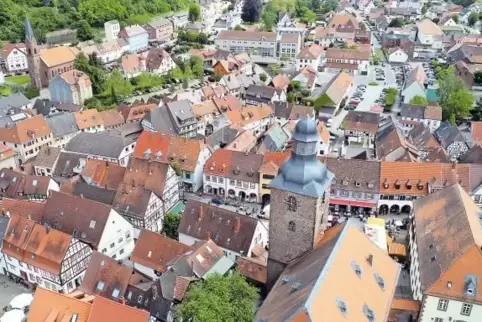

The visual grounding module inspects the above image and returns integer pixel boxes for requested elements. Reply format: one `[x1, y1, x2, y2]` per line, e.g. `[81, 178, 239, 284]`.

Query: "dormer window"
[406, 182, 412, 190]
[394, 181, 401, 190]
[417, 183, 424, 190]
[367, 182, 374, 188]
[355, 181, 361, 187]
[343, 179, 349, 186]
[383, 179, 389, 189]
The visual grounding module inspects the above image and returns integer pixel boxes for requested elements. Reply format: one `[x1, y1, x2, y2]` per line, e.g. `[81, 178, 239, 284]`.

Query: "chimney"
[120, 297, 126, 305]
[234, 217, 240, 233]
[206, 231, 211, 239]
[80, 194, 84, 199]
[199, 206, 204, 220]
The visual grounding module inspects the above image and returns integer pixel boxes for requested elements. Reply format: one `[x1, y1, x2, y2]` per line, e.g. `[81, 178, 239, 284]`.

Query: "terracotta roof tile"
[80, 251, 147, 301]
[418, 19, 443, 36]
[28, 288, 92, 322]
[60, 69, 91, 88]
[118, 103, 157, 122]
[192, 100, 221, 118]
[133, 131, 172, 164]
[99, 109, 125, 128]
[326, 46, 370, 60]
[179, 200, 259, 255]
[0, 198, 45, 221]
[43, 191, 112, 249]
[297, 44, 324, 59]
[236, 256, 267, 283]
[167, 136, 206, 172]
[88, 296, 149, 322]
[39, 46, 77, 68]
[213, 95, 242, 112]
[225, 104, 273, 126]
[412, 184, 482, 300]
[203, 148, 234, 176]
[131, 229, 192, 273]
[271, 74, 291, 90]
[262, 151, 291, 167]
[256, 221, 400, 321]
[2, 214, 35, 259]
[80, 159, 126, 190]
[343, 111, 380, 133]
[173, 276, 196, 301]
[472, 122, 482, 145]
[0, 115, 51, 144]
[74, 110, 103, 130]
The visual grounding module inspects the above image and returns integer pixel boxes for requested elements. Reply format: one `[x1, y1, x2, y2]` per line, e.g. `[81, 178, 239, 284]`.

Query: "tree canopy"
[388, 18, 404, 28]
[242, 0, 262, 22]
[437, 65, 474, 124]
[161, 212, 181, 239]
[189, 4, 201, 22]
[409, 95, 427, 105]
[176, 272, 259, 322]
[0, 0, 191, 42]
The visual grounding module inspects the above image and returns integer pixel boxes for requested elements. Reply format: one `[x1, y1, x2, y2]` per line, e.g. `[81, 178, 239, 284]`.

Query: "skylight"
[96, 281, 105, 291]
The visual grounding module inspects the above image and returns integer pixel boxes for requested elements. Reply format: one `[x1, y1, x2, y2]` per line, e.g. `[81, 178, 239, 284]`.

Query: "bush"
[368, 81, 379, 86]
[385, 87, 398, 108]
[22, 86, 40, 99]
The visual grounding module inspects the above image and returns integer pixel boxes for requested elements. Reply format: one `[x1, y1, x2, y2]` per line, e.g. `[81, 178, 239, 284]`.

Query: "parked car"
[210, 197, 225, 205]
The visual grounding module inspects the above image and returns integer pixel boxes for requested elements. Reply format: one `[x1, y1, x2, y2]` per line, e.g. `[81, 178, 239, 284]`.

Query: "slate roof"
[45, 112, 80, 138]
[43, 191, 112, 249]
[65, 131, 135, 159]
[0, 93, 30, 111]
[71, 182, 117, 205]
[52, 151, 86, 179]
[179, 200, 258, 255]
[246, 85, 277, 100]
[143, 105, 177, 135]
[0, 216, 10, 241]
[32, 146, 61, 169]
[399, 104, 426, 119]
[408, 123, 441, 151]
[434, 121, 467, 148]
[205, 126, 240, 148]
[460, 144, 482, 163]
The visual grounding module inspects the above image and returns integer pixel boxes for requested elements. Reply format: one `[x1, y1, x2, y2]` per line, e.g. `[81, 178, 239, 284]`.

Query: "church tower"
[25, 18, 42, 89]
[266, 117, 334, 288]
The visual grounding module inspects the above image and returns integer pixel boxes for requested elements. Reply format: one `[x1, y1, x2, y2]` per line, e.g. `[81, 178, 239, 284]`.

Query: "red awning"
[330, 198, 350, 206]
[330, 198, 376, 208]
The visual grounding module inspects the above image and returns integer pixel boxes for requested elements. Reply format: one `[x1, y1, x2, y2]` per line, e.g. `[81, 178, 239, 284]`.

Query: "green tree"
[22, 86, 40, 99]
[259, 73, 267, 82]
[188, 3, 201, 22]
[74, 53, 106, 94]
[161, 212, 181, 239]
[388, 18, 404, 28]
[409, 95, 427, 105]
[104, 69, 133, 98]
[261, 7, 276, 31]
[302, 9, 317, 23]
[75, 19, 94, 41]
[295, 0, 309, 17]
[183, 78, 189, 89]
[234, 24, 243, 30]
[176, 272, 259, 322]
[242, 0, 262, 22]
[184, 65, 193, 79]
[468, 11, 479, 26]
[110, 85, 118, 104]
[359, 22, 366, 31]
[170, 67, 184, 80]
[471, 99, 482, 121]
[451, 14, 459, 24]
[446, 88, 473, 124]
[191, 56, 204, 78]
[287, 92, 295, 103]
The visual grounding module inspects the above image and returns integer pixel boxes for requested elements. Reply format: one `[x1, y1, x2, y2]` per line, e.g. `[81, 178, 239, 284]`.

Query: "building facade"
[48, 69, 93, 105]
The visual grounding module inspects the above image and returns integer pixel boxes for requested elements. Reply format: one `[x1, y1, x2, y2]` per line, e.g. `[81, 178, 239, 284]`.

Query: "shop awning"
[330, 198, 376, 208]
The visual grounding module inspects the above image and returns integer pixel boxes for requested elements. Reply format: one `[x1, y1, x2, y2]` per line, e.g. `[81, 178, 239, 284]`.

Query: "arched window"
[288, 221, 296, 232]
[287, 196, 297, 212]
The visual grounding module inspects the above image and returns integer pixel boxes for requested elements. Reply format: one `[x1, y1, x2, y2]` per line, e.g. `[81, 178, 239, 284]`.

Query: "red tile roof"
[88, 296, 149, 322]
[131, 229, 192, 273]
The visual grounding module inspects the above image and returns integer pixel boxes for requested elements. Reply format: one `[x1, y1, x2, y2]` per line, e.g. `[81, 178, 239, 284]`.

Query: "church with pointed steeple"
[24, 17, 78, 89]
[266, 117, 334, 288]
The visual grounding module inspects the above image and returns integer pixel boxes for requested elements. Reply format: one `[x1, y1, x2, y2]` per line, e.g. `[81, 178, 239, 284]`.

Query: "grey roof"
[272, 102, 293, 119]
[0, 93, 30, 114]
[25, 17, 35, 41]
[435, 121, 467, 148]
[72, 182, 116, 205]
[65, 131, 135, 158]
[52, 151, 87, 179]
[166, 100, 196, 129]
[143, 105, 177, 134]
[32, 146, 61, 168]
[245, 85, 276, 99]
[0, 216, 10, 240]
[46, 112, 79, 138]
[228, 152, 264, 183]
[206, 126, 239, 148]
[33, 99, 55, 116]
[271, 118, 334, 198]
[399, 104, 426, 119]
